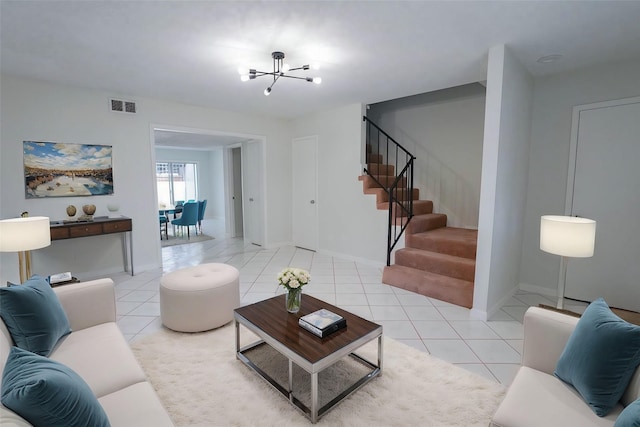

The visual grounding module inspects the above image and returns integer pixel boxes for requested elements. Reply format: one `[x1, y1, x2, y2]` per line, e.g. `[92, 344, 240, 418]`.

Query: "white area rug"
[131, 323, 505, 426]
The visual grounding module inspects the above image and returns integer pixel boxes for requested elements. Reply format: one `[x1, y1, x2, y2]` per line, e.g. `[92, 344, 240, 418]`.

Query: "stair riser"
[367, 153, 383, 164]
[405, 214, 447, 234]
[406, 234, 476, 259]
[378, 201, 433, 217]
[382, 266, 473, 308]
[394, 250, 475, 282]
[361, 175, 407, 189]
[377, 188, 420, 202]
[366, 163, 394, 175]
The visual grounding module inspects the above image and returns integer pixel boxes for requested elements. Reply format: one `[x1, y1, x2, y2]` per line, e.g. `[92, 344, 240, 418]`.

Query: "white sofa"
[0, 279, 174, 426]
[491, 306, 640, 426]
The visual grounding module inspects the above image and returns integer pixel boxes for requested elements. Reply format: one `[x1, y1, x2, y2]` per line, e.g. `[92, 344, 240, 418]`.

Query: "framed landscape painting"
[24, 141, 114, 198]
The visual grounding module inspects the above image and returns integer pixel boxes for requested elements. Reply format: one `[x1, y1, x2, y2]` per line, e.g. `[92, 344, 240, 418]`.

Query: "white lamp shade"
[540, 215, 596, 258]
[0, 216, 51, 252]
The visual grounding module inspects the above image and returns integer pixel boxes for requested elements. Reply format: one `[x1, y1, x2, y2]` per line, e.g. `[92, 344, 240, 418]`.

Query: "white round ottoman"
[160, 263, 240, 332]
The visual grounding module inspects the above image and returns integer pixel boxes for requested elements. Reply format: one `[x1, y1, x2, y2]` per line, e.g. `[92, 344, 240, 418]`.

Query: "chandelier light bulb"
[237, 67, 249, 76]
[264, 87, 271, 96]
[240, 75, 250, 82]
[281, 63, 290, 73]
[312, 77, 322, 85]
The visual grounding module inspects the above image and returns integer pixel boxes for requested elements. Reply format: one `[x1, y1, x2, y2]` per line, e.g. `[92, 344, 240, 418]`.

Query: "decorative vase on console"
[277, 267, 311, 314]
[107, 204, 120, 218]
[66, 205, 77, 221]
[78, 204, 96, 222]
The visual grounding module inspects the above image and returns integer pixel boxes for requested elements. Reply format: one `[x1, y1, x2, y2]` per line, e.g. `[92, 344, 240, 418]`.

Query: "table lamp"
[0, 216, 51, 283]
[540, 215, 596, 309]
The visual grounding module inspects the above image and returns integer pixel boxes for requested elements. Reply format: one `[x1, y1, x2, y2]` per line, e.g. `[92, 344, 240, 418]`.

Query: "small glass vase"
[286, 288, 302, 313]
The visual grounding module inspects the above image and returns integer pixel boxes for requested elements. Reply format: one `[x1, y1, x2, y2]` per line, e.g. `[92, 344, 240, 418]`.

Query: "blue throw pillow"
[615, 399, 640, 427]
[1, 347, 111, 427]
[0, 275, 71, 356]
[555, 298, 640, 416]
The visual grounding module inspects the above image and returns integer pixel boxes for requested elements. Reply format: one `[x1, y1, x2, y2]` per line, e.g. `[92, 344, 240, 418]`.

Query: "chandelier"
[239, 51, 322, 96]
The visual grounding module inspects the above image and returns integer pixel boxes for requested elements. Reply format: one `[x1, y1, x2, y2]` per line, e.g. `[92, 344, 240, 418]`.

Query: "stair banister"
[363, 116, 416, 265]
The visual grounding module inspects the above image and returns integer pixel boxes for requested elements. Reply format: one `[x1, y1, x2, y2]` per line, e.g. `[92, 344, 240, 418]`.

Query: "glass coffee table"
[234, 294, 383, 423]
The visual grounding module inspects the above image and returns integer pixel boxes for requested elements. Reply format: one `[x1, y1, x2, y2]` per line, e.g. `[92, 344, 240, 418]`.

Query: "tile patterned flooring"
[109, 219, 585, 386]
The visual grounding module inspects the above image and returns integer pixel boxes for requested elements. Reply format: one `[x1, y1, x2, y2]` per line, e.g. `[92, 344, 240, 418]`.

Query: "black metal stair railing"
[363, 116, 416, 265]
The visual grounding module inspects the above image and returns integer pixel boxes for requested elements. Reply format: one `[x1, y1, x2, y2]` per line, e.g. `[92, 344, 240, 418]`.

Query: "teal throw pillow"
[555, 298, 640, 416]
[0, 275, 71, 356]
[1, 347, 111, 427]
[615, 399, 640, 427]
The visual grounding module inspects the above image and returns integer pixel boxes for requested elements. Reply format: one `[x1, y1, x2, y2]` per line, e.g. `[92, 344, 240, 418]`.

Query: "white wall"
[368, 84, 486, 228]
[519, 58, 640, 295]
[154, 147, 223, 219]
[290, 103, 389, 264]
[0, 74, 290, 283]
[473, 45, 533, 319]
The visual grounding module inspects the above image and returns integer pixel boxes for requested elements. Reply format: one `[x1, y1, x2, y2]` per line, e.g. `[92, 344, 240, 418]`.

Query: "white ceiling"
[2, 0, 640, 122]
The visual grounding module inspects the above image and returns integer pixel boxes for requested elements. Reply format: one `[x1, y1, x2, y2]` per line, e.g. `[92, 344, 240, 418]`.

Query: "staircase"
[361, 122, 477, 309]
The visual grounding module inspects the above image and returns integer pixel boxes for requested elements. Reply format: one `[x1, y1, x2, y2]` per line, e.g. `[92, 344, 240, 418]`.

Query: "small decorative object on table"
[277, 267, 311, 313]
[299, 308, 347, 338]
[66, 205, 77, 219]
[78, 204, 96, 222]
[107, 204, 120, 218]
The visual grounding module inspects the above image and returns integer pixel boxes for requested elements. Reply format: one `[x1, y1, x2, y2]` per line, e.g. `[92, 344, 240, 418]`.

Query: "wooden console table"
[50, 216, 134, 275]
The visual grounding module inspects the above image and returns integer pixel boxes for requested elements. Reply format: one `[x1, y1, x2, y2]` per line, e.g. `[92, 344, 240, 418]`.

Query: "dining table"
[158, 205, 178, 218]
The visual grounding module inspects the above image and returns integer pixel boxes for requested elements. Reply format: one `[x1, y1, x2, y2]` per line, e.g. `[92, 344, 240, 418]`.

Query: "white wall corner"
[472, 44, 505, 314]
[469, 308, 488, 321]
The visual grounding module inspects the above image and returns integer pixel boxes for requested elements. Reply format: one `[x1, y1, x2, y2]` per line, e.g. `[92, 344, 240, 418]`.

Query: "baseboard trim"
[519, 282, 557, 298]
[473, 286, 520, 321]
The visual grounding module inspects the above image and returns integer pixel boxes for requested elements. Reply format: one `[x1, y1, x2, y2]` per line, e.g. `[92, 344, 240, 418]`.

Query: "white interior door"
[232, 147, 244, 237]
[292, 136, 318, 251]
[566, 97, 640, 311]
[242, 141, 263, 246]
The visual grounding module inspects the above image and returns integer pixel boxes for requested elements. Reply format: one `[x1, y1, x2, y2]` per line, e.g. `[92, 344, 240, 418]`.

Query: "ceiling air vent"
[109, 98, 137, 114]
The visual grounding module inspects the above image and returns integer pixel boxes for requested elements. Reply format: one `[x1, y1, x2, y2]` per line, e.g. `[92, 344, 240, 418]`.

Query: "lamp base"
[557, 256, 568, 309]
[17, 250, 33, 284]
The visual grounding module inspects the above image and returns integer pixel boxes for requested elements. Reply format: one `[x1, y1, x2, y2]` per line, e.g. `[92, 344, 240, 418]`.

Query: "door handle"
[310, 200, 315, 204]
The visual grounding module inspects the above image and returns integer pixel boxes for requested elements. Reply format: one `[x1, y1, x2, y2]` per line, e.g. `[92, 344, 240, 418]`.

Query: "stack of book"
[48, 272, 78, 287]
[299, 309, 347, 338]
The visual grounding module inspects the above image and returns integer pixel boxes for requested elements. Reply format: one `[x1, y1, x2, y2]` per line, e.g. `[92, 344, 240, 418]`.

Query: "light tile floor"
[107, 219, 587, 386]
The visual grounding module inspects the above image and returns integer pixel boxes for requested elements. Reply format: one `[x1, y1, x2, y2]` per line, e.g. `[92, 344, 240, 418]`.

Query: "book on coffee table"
[49, 272, 72, 284]
[299, 308, 347, 338]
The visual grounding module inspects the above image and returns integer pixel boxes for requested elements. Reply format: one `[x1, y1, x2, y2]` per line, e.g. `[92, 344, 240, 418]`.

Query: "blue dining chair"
[159, 212, 169, 240]
[197, 199, 207, 234]
[173, 200, 184, 219]
[171, 202, 198, 238]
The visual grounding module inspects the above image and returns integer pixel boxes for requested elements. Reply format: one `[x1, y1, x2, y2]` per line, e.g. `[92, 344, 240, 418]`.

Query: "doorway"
[242, 140, 264, 246]
[231, 147, 244, 237]
[292, 136, 318, 251]
[152, 126, 265, 248]
[565, 96, 640, 311]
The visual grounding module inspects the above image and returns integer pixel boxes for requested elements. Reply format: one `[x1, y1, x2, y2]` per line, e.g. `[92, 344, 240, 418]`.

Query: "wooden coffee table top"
[234, 294, 382, 364]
